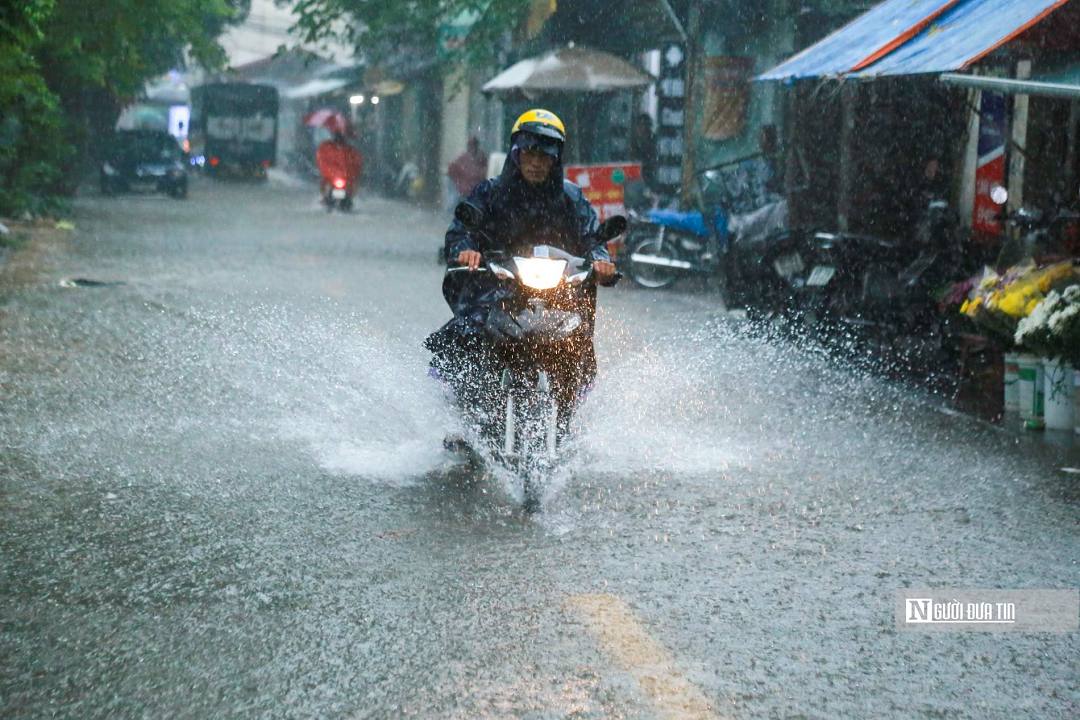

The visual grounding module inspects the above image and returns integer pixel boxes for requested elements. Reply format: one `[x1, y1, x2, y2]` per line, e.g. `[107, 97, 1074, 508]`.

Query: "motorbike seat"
[646, 209, 710, 238]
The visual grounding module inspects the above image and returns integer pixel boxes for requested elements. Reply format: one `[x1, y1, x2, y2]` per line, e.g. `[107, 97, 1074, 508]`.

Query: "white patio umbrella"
[482, 46, 653, 94]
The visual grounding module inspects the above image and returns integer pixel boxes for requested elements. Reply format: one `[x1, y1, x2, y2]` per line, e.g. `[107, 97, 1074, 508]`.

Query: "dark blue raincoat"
[434, 152, 611, 338]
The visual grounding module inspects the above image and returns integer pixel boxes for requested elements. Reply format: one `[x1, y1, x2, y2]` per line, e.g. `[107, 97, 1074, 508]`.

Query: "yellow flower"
[960, 300, 970, 314]
[998, 286, 1041, 317]
[1035, 262, 1073, 293]
[1025, 298, 1040, 316]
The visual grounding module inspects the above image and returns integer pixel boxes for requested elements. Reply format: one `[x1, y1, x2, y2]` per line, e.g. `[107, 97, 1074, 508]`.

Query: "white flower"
[1016, 291, 1060, 344]
[1048, 301, 1080, 335]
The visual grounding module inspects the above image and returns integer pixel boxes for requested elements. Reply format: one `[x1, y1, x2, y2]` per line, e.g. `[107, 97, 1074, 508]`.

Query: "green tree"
[0, 0, 248, 215]
[0, 1, 70, 215]
[288, 0, 536, 72]
[37, 0, 245, 178]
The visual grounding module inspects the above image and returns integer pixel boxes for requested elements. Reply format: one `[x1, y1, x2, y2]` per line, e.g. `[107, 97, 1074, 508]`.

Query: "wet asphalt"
[1, 174, 1078, 719]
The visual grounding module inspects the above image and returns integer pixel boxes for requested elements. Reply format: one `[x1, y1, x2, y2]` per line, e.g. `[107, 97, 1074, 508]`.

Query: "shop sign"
[973, 91, 1007, 236]
[565, 162, 643, 220]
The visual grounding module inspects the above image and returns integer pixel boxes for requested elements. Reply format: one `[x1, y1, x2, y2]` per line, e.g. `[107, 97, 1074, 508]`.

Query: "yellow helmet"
[511, 109, 566, 144]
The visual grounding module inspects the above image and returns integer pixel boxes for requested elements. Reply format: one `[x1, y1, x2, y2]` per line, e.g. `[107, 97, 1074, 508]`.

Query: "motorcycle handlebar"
[444, 262, 620, 286]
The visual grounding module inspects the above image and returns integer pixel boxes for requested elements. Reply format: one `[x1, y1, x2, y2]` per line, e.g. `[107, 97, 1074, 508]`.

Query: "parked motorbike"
[429, 202, 625, 512]
[748, 199, 976, 374]
[623, 206, 727, 288]
[621, 155, 793, 298]
[993, 187, 1080, 267]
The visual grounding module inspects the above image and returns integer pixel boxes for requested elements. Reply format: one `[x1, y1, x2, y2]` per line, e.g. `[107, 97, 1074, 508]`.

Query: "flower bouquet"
[954, 261, 1078, 346]
[1014, 284, 1080, 366]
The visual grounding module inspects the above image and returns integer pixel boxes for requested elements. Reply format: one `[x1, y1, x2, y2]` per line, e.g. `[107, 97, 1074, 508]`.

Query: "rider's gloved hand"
[457, 250, 482, 271]
[592, 260, 616, 284]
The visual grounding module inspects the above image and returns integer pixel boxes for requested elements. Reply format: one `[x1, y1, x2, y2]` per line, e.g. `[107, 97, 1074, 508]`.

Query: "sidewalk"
[0, 218, 70, 292]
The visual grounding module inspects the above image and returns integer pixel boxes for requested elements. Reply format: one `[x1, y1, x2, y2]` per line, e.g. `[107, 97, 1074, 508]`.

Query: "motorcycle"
[322, 176, 355, 212]
[316, 140, 361, 213]
[993, 188, 1080, 267]
[428, 202, 626, 512]
[749, 199, 980, 375]
[622, 155, 794, 298]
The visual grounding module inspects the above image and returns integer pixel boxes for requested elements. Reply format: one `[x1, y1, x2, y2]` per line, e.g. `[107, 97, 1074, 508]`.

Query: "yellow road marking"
[566, 593, 730, 720]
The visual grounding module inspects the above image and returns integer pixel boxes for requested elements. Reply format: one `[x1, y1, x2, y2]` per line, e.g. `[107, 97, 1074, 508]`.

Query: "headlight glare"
[513, 257, 567, 290]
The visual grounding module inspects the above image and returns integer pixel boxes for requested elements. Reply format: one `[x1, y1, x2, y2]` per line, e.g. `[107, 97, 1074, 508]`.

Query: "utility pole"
[837, 82, 856, 232]
[680, 0, 701, 204]
[1006, 59, 1032, 235]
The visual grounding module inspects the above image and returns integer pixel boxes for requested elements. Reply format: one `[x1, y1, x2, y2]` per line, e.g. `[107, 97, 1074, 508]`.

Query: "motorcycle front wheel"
[626, 228, 682, 289]
[507, 387, 557, 514]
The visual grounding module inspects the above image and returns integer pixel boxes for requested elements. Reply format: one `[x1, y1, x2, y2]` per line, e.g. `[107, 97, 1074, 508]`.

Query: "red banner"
[973, 153, 1006, 235]
[564, 162, 642, 221]
[973, 91, 1007, 238]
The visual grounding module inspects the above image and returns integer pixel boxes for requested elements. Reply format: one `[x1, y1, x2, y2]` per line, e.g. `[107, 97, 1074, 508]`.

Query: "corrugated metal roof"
[853, 0, 1073, 76]
[757, 0, 961, 81]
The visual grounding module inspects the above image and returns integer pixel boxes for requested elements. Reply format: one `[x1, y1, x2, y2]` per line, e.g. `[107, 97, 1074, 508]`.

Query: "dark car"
[100, 129, 188, 198]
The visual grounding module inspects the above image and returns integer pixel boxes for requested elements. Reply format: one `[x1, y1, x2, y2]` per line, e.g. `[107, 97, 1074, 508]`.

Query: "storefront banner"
[703, 57, 755, 141]
[973, 90, 1007, 236]
[565, 163, 643, 221]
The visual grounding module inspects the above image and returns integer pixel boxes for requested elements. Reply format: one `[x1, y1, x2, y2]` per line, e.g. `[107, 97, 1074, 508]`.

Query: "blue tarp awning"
[758, 0, 962, 80]
[759, 0, 1073, 81]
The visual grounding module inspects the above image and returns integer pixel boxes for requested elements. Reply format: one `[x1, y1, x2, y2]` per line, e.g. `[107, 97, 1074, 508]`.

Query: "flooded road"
[2, 176, 1078, 719]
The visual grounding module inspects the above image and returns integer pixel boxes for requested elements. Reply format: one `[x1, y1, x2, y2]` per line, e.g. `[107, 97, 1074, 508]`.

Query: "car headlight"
[103, 161, 117, 176]
[513, 257, 567, 290]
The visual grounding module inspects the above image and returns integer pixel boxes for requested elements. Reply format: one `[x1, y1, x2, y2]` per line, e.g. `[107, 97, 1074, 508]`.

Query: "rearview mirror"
[597, 215, 627, 242]
[454, 201, 484, 229]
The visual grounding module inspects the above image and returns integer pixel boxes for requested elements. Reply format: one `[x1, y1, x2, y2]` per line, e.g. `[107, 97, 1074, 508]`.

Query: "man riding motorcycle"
[426, 109, 616, 437]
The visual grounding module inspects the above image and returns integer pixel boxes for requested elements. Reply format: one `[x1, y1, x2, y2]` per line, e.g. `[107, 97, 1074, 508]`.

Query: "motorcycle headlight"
[513, 257, 567, 290]
[103, 161, 117, 176]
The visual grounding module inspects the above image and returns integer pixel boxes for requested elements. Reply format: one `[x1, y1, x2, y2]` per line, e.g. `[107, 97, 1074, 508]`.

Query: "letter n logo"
[907, 599, 932, 623]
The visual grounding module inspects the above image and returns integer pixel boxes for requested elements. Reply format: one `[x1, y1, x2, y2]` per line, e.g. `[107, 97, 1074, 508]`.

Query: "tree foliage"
[0, 1, 69, 214]
[287, 0, 536, 73]
[39, 0, 242, 99]
[0, 0, 246, 216]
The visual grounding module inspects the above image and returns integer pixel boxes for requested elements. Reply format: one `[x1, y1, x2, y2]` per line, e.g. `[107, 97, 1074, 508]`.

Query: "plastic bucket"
[1042, 358, 1075, 431]
[1016, 354, 1044, 420]
[1003, 352, 1020, 413]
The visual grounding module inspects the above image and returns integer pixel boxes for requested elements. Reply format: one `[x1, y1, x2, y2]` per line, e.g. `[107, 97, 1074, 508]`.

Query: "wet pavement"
[1, 175, 1078, 719]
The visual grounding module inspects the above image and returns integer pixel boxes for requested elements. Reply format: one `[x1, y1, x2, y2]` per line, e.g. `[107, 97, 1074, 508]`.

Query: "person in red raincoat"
[316, 132, 363, 205]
